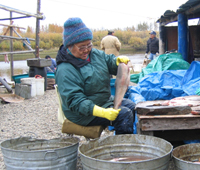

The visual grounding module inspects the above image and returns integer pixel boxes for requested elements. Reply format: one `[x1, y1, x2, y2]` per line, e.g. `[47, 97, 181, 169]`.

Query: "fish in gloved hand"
[114, 62, 130, 109]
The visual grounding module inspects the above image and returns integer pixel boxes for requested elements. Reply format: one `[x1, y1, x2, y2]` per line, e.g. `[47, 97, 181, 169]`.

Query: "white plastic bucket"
[20, 78, 36, 97]
[35, 78, 44, 95]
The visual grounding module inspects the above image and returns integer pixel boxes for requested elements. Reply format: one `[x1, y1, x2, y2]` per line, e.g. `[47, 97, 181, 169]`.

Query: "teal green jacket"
[55, 46, 118, 126]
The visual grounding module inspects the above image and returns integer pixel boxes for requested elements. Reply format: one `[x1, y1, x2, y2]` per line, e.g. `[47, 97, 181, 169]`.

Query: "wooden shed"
[157, 0, 200, 63]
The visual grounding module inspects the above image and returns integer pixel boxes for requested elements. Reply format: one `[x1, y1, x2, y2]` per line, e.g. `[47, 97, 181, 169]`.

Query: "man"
[101, 30, 121, 56]
[45, 55, 57, 73]
[145, 31, 159, 60]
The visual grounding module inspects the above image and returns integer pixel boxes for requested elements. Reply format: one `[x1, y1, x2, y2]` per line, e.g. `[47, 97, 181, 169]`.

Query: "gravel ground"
[0, 88, 115, 170]
[0, 88, 176, 170]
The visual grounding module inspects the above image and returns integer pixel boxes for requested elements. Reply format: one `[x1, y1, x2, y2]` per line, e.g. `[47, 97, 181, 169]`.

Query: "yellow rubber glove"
[93, 105, 121, 121]
[116, 56, 130, 65]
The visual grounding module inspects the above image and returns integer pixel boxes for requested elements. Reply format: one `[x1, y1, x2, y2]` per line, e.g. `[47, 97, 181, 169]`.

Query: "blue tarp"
[128, 61, 200, 143]
[127, 61, 200, 104]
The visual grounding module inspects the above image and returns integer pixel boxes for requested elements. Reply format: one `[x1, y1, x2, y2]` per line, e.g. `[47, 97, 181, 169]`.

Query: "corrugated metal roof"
[157, 0, 200, 25]
[177, 0, 200, 13]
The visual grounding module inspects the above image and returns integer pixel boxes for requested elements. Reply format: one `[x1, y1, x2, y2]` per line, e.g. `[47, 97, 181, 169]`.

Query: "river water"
[0, 53, 145, 81]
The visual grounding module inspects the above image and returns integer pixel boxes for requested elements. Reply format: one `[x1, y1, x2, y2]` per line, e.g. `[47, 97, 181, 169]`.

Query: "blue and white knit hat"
[63, 17, 93, 47]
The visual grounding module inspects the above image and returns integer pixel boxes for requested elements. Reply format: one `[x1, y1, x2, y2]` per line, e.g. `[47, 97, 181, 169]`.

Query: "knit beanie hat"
[63, 17, 93, 47]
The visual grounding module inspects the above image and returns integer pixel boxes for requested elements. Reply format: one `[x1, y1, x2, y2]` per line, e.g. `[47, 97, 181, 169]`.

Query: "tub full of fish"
[79, 134, 173, 170]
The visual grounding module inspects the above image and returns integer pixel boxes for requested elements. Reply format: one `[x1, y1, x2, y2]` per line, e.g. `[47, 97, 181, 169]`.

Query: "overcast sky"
[0, 0, 197, 31]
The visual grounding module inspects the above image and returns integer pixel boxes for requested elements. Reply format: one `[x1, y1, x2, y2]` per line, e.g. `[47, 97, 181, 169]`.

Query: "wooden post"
[13, 28, 33, 50]
[35, 0, 40, 58]
[9, 12, 14, 80]
[159, 24, 166, 54]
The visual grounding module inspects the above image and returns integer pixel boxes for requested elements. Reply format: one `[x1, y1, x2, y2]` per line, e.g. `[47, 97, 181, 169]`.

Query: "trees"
[0, 22, 158, 52]
[137, 22, 149, 31]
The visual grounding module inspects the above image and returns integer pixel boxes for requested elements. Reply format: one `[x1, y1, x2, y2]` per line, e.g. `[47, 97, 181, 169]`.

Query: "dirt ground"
[0, 88, 177, 170]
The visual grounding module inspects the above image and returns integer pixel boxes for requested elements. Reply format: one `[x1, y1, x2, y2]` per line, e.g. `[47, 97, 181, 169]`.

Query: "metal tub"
[172, 143, 200, 170]
[79, 134, 173, 170]
[1, 136, 79, 170]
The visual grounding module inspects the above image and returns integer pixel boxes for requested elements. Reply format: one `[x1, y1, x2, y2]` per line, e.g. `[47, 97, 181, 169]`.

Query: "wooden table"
[137, 114, 200, 142]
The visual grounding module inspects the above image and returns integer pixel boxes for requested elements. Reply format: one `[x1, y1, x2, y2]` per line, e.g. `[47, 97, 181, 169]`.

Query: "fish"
[113, 62, 130, 109]
[191, 110, 200, 115]
[170, 95, 200, 101]
[106, 155, 154, 162]
[162, 96, 200, 107]
[4, 54, 9, 63]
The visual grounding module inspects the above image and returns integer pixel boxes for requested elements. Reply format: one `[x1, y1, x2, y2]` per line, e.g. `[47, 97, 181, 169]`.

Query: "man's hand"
[144, 53, 148, 58]
[156, 52, 159, 56]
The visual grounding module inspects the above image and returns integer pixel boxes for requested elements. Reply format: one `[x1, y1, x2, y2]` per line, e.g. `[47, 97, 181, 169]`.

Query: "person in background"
[145, 31, 159, 60]
[101, 30, 121, 57]
[45, 55, 57, 73]
[55, 17, 135, 135]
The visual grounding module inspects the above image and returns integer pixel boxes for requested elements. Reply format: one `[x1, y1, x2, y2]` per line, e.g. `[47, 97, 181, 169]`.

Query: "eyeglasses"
[74, 43, 93, 52]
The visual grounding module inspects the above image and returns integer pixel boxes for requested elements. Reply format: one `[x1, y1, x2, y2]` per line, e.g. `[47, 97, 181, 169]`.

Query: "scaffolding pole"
[35, 0, 41, 58]
[9, 12, 14, 80]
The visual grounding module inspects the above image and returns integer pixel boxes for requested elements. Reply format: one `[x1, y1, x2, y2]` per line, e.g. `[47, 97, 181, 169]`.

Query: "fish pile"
[162, 95, 200, 115]
[135, 95, 200, 115]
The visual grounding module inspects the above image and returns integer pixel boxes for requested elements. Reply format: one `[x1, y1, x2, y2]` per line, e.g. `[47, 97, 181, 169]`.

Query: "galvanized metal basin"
[1, 136, 79, 170]
[172, 143, 200, 170]
[79, 134, 173, 170]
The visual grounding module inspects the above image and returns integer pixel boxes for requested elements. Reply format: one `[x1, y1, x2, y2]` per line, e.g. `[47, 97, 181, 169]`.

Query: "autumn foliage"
[0, 22, 158, 51]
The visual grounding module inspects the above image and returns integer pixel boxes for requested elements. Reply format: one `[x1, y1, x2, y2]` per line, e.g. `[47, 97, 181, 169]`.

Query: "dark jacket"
[55, 45, 118, 126]
[146, 37, 159, 54]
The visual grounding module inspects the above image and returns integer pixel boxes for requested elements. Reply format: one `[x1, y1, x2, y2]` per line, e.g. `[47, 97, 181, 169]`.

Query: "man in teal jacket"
[56, 17, 135, 134]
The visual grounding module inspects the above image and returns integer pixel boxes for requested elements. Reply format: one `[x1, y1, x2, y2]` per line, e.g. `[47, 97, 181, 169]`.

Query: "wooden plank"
[136, 105, 191, 115]
[0, 35, 35, 41]
[0, 93, 24, 103]
[138, 114, 200, 131]
[35, 0, 41, 58]
[10, 13, 14, 80]
[13, 28, 33, 50]
[0, 23, 25, 29]
[0, 4, 43, 19]
[0, 49, 43, 55]
[139, 114, 200, 119]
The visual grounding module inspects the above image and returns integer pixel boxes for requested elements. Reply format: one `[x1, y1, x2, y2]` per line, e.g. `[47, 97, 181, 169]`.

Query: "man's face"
[150, 34, 155, 39]
[70, 40, 92, 60]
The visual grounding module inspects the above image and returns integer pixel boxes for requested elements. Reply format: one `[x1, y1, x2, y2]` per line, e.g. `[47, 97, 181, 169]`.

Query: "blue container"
[109, 78, 116, 131]
[12, 74, 29, 84]
[108, 126, 115, 131]
[47, 72, 55, 79]
[12, 73, 55, 84]
[110, 78, 116, 96]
